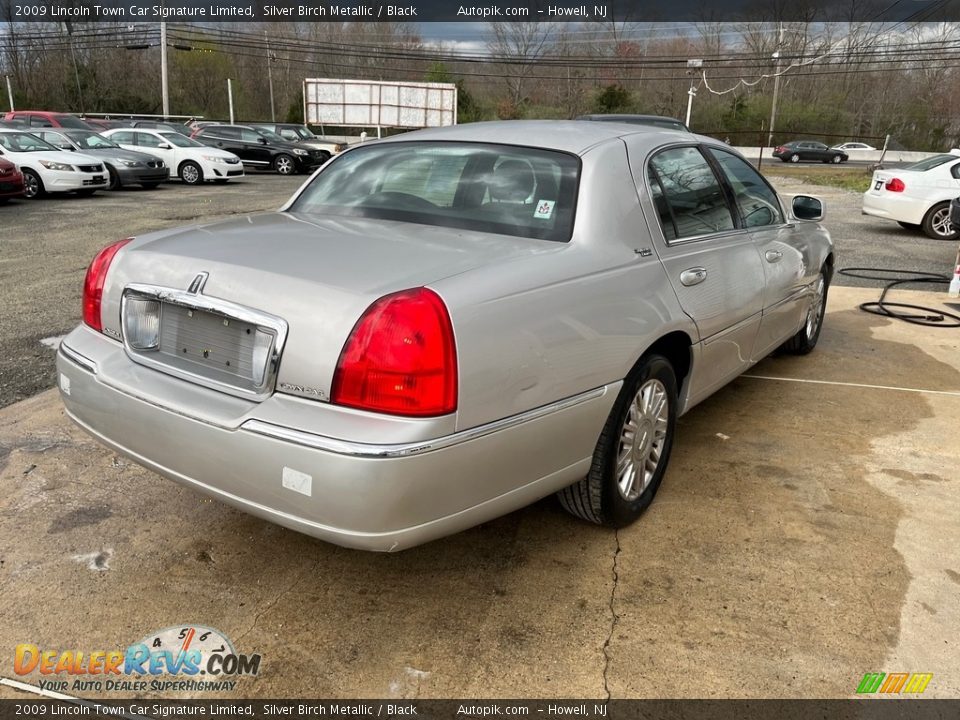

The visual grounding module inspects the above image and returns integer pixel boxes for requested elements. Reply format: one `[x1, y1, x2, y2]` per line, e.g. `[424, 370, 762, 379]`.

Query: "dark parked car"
[0, 156, 26, 202]
[576, 114, 690, 132]
[949, 196, 960, 232]
[191, 124, 326, 175]
[773, 141, 848, 164]
[33, 129, 169, 190]
[247, 122, 346, 161]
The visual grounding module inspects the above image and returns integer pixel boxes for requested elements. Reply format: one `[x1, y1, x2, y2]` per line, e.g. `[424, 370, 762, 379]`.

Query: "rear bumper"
[861, 191, 928, 225]
[56, 326, 614, 551]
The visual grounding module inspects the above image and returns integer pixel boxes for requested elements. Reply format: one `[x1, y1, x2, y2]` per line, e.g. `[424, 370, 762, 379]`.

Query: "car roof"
[378, 120, 695, 155]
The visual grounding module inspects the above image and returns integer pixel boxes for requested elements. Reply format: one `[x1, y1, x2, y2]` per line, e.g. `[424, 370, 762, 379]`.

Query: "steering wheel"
[362, 191, 438, 211]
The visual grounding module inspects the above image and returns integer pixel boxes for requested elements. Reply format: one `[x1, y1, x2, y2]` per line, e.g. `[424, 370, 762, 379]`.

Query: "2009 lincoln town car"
[57, 121, 833, 551]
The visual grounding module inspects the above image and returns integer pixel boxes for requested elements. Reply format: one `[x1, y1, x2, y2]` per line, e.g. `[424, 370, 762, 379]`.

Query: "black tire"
[831, 154, 843, 164]
[273, 154, 296, 175]
[780, 269, 829, 355]
[921, 201, 958, 240]
[22, 168, 44, 199]
[897, 221, 921, 230]
[318, 151, 331, 164]
[179, 161, 203, 185]
[789, 153, 801, 163]
[106, 166, 120, 190]
[557, 354, 678, 528]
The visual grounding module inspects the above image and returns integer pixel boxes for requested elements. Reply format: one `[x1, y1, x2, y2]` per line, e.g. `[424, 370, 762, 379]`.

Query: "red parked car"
[3, 111, 94, 130]
[0, 157, 26, 202]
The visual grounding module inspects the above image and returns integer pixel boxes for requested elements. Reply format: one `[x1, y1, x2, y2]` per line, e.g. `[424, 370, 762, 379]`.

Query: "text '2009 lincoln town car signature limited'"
[57, 120, 833, 551]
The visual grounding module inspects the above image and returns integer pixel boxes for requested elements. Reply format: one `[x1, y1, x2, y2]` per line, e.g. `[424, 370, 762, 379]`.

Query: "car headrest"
[489, 160, 534, 202]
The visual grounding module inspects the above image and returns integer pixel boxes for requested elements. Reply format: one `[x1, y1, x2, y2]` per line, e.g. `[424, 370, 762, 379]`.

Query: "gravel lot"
[0, 170, 956, 409]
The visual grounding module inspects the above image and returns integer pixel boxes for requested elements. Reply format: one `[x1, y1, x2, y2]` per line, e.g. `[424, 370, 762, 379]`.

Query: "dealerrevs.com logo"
[14, 625, 261, 693]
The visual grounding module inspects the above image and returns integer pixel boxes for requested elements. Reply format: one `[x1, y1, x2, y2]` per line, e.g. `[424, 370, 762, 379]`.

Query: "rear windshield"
[904, 154, 958, 171]
[289, 141, 580, 242]
[53, 115, 92, 129]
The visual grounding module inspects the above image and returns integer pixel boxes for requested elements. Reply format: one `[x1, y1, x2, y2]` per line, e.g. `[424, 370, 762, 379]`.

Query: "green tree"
[592, 84, 631, 114]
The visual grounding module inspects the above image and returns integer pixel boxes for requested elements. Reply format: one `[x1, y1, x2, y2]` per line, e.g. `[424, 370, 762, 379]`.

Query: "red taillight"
[885, 178, 905, 192]
[82, 238, 132, 332]
[331, 287, 458, 417]
[775, 146, 786, 153]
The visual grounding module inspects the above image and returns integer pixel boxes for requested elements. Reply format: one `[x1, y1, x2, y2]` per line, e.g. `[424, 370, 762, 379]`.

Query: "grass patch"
[759, 165, 873, 193]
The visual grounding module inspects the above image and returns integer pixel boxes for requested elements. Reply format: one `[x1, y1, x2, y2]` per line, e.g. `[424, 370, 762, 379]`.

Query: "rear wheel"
[557, 354, 677, 527]
[179, 161, 203, 185]
[22, 169, 44, 199]
[921, 202, 958, 240]
[780, 269, 829, 355]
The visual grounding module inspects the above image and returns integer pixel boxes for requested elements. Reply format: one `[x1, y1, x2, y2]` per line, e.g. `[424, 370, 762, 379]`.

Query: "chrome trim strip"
[242, 386, 609, 458]
[59, 343, 97, 374]
[121, 282, 289, 402]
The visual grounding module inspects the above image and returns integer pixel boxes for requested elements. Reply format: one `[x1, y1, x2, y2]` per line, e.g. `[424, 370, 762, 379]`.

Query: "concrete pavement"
[0, 286, 957, 700]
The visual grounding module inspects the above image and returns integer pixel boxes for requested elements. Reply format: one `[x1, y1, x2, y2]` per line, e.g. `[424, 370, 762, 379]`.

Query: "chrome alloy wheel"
[180, 164, 200, 184]
[616, 378, 669, 501]
[275, 156, 295, 175]
[930, 206, 953, 238]
[23, 171, 40, 198]
[806, 274, 826, 339]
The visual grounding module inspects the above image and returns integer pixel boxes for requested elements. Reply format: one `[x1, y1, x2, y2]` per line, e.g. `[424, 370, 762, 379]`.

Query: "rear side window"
[30, 115, 53, 127]
[648, 146, 734, 240]
[290, 142, 580, 242]
[707, 148, 783, 227]
[111, 131, 135, 144]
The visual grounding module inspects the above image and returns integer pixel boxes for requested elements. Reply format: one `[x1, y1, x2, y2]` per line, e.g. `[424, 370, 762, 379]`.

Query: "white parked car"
[832, 142, 876, 151]
[862, 151, 960, 240]
[0, 129, 108, 198]
[102, 128, 243, 185]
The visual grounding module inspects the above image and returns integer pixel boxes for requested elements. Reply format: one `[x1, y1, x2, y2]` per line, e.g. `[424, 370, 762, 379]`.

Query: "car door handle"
[765, 250, 783, 263]
[679, 267, 708, 286]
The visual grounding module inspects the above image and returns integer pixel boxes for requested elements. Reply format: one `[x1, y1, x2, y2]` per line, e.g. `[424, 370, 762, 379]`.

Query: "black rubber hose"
[837, 267, 960, 328]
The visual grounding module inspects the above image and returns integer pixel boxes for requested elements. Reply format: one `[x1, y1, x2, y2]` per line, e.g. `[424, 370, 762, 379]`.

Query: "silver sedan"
[57, 120, 834, 551]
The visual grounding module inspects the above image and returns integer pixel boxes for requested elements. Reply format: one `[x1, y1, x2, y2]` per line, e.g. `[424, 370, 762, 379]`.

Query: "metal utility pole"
[5, 75, 13, 112]
[227, 79, 234, 124]
[767, 22, 785, 148]
[685, 59, 702, 129]
[265, 31, 276, 123]
[160, 21, 170, 118]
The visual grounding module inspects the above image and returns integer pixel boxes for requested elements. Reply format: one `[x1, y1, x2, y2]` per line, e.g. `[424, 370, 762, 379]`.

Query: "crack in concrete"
[234, 559, 318, 646]
[601, 529, 621, 702]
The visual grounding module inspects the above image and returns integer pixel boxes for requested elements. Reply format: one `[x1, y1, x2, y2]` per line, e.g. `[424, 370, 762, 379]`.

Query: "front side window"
[707, 148, 783, 228]
[290, 142, 580, 242]
[136, 132, 163, 148]
[648, 146, 734, 240]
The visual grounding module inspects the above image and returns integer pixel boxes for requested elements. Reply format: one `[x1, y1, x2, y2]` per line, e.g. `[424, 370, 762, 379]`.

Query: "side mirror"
[792, 195, 824, 222]
[158, 143, 171, 150]
[258, 137, 268, 145]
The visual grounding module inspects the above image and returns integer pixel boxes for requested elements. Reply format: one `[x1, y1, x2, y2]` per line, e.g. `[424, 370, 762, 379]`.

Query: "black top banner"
[3, 0, 960, 23]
